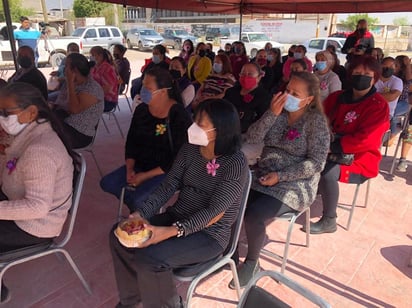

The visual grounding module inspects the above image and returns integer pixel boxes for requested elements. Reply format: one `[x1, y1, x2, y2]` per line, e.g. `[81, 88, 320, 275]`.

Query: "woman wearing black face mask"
[8, 46, 48, 100]
[187, 42, 212, 90]
[169, 56, 195, 110]
[112, 44, 131, 94]
[306, 56, 389, 235]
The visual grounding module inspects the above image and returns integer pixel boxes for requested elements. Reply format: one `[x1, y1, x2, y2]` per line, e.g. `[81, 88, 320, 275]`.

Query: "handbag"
[327, 152, 354, 166]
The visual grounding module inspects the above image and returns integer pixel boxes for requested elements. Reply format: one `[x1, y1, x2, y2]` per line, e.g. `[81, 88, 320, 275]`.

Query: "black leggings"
[318, 161, 369, 218]
[244, 190, 294, 262]
[0, 220, 53, 253]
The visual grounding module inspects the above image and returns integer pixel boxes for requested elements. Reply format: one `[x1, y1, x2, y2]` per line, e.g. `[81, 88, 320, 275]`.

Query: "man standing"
[374, 57, 403, 145]
[13, 16, 42, 67]
[342, 19, 375, 64]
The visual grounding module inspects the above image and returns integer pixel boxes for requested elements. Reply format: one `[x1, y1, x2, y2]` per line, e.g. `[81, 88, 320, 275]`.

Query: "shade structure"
[96, 0, 412, 14]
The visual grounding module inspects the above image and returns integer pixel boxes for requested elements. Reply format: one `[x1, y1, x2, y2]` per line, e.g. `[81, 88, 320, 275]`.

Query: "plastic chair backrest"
[54, 153, 86, 248]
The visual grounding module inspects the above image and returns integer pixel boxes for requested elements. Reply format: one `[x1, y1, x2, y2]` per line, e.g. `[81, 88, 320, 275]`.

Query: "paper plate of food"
[114, 217, 152, 248]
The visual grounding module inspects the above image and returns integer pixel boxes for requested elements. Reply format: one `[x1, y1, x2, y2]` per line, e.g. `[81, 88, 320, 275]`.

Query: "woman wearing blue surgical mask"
[230, 72, 330, 288]
[100, 67, 192, 213]
[130, 44, 170, 100]
[192, 54, 236, 109]
[314, 50, 342, 103]
[110, 99, 248, 308]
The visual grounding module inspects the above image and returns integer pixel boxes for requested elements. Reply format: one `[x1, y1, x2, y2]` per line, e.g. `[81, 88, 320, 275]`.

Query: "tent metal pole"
[2, 0, 18, 71]
[239, 4, 243, 40]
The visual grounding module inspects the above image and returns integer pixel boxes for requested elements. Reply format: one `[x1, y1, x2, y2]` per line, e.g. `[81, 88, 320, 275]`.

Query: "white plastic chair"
[173, 170, 252, 308]
[238, 270, 331, 308]
[0, 153, 91, 299]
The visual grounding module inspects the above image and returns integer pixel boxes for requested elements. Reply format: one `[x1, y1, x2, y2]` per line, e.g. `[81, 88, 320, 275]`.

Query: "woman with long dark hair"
[100, 67, 192, 212]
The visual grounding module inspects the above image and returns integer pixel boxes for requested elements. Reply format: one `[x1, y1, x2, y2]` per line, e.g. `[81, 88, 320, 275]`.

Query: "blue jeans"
[390, 100, 410, 133]
[100, 165, 166, 212]
[109, 212, 223, 307]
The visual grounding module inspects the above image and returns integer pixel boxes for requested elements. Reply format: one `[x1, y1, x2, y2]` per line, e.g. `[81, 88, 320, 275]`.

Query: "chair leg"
[118, 187, 126, 222]
[390, 130, 405, 175]
[305, 207, 310, 248]
[89, 150, 103, 177]
[111, 113, 125, 139]
[281, 216, 298, 274]
[125, 95, 132, 113]
[56, 249, 92, 294]
[347, 183, 361, 230]
[229, 259, 242, 299]
[364, 179, 371, 208]
[101, 116, 110, 134]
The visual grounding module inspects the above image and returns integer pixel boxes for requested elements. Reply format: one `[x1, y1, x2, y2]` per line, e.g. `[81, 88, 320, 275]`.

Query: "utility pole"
[113, 4, 119, 27]
[40, 0, 48, 23]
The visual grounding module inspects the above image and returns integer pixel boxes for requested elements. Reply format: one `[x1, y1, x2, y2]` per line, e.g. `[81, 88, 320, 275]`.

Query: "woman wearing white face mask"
[192, 54, 235, 109]
[0, 83, 75, 298]
[314, 50, 342, 103]
[109, 99, 248, 308]
[230, 72, 330, 289]
[100, 67, 192, 213]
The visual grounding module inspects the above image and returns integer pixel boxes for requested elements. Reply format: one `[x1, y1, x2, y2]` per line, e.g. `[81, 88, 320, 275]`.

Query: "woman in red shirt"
[309, 56, 389, 234]
[90, 46, 119, 112]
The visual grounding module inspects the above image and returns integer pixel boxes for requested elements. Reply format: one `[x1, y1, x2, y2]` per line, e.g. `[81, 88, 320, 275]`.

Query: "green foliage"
[340, 14, 380, 31]
[0, 0, 34, 23]
[101, 5, 124, 26]
[393, 17, 410, 26]
[73, 0, 109, 18]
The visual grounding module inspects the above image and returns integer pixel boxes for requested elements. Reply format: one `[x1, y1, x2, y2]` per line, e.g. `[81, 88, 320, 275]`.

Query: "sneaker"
[396, 159, 408, 172]
[228, 260, 259, 289]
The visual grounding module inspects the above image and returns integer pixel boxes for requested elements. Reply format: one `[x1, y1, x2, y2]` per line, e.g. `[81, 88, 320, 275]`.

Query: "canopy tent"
[97, 0, 412, 14]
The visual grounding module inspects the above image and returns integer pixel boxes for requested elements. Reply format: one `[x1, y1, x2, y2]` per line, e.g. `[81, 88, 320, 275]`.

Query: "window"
[308, 39, 324, 50]
[111, 28, 121, 37]
[84, 29, 96, 39]
[98, 28, 110, 38]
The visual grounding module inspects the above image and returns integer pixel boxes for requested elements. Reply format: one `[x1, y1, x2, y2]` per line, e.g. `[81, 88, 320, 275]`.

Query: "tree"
[340, 14, 380, 31]
[393, 17, 410, 26]
[0, 0, 34, 23]
[73, 0, 109, 18]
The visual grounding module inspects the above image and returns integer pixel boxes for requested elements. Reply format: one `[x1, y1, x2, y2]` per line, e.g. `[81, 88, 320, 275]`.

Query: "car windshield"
[174, 30, 189, 35]
[72, 28, 85, 37]
[139, 30, 158, 36]
[248, 33, 270, 42]
[337, 39, 346, 47]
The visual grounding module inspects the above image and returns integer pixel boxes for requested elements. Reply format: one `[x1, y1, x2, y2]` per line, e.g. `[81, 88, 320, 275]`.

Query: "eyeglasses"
[0, 107, 22, 117]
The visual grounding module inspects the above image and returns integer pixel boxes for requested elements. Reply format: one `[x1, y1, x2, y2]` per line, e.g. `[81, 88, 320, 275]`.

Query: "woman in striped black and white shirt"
[110, 99, 249, 308]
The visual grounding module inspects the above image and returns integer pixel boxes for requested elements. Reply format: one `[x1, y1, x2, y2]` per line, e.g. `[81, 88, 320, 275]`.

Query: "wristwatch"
[173, 221, 185, 238]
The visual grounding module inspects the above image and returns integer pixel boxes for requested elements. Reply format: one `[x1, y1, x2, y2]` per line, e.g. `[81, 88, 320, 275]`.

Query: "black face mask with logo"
[352, 75, 372, 91]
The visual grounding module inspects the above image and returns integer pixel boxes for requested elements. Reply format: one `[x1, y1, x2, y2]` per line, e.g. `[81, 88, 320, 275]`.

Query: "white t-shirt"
[375, 75, 403, 117]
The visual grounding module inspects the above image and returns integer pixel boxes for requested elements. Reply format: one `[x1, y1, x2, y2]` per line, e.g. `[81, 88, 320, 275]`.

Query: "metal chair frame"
[75, 122, 103, 177]
[0, 154, 91, 299]
[173, 170, 252, 308]
[260, 206, 310, 274]
[101, 108, 125, 139]
[237, 270, 331, 308]
[390, 108, 411, 175]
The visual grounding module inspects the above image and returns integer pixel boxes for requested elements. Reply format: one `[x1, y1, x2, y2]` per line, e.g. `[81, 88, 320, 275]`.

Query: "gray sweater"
[0, 121, 73, 238]
[246, 108, 330, 211]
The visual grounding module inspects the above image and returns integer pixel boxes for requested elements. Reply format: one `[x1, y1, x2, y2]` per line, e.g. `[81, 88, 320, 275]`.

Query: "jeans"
[390, 100, 410, 133]
[109, 212, 223, 307]
[243, 190, 293, 262]
[100, 165, 166, 212]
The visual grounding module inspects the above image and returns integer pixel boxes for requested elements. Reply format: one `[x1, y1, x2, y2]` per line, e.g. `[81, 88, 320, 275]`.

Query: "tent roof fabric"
[98, 0, 412, 14]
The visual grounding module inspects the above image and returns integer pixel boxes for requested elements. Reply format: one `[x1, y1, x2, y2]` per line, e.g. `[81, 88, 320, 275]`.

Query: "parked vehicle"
[161, 29, 197, 49]
[71, 26, 125, 55]
[220, 32, 284, 58]
[205, 27, 230, 41]
[303, 37, 347, 64]
[0, 22, 81, 68]
[126, 28, 164, 51]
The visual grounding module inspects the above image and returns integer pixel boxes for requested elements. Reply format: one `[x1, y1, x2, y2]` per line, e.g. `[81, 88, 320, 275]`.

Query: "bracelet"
[173, 221, 185, 238]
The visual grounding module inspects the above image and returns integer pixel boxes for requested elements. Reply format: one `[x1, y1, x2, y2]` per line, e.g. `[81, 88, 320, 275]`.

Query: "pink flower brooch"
[206, 159, 220, 177]
[285, 128, 301, 141]
[6, 157, 17, 175]
[344, 111, 359, 124]
[243, 93, 254, 103]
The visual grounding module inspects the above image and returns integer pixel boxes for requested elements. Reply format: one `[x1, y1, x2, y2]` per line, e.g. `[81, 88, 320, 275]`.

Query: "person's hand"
[137, 224, 175, 248]
[128, 211, 145, 221]
[403, 56, 411, 67]
[0, 144, 9, 155]
[259, 172, 279, 186]
[270, 92, 288, 116]
[129, 172, 148, 187]
[65, 67, 75, 84]
[126, 168, 136, 184]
